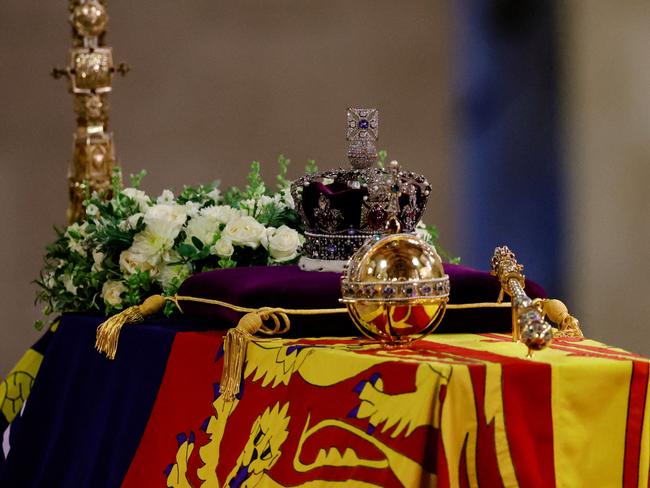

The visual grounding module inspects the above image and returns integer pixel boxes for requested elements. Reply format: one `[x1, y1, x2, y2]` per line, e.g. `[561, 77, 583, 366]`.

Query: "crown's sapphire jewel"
[358, 118, 369, 129]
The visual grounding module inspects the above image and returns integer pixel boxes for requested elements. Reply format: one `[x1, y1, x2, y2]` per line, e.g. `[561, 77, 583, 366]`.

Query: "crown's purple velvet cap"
[176, 264, 546, 336]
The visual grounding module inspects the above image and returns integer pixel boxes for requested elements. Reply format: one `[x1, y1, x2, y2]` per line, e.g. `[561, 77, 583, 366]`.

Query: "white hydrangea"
[143, 204, 187, 244]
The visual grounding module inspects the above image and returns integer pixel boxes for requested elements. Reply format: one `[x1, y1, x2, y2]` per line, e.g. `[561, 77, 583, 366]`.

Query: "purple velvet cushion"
[177, 264, 546, 336]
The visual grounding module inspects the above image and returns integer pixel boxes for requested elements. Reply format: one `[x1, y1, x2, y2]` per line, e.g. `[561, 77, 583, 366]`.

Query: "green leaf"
[191, 236, 204, 250]
[177, 243, 196, 258]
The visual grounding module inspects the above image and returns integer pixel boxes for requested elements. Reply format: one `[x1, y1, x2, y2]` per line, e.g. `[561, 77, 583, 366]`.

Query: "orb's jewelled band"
[340, 276, 450, 302]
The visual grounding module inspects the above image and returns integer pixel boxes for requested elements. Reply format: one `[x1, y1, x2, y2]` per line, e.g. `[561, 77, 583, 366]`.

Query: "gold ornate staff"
[491, 246, 554, 356]
[491, 246, 583, 357]
[52, 0, 128, 223]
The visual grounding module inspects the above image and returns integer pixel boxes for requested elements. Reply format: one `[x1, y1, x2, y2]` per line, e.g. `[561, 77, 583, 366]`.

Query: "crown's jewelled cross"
[346, 108, 379, 169]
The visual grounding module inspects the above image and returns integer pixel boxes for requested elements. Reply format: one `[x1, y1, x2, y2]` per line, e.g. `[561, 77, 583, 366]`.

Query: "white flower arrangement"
[36, 157, 305, 319]
[35, 155, 452, 323]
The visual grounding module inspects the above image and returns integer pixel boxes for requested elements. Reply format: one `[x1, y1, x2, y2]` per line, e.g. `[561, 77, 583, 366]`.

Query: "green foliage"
[129, 169, 147, 188]
[276, 154, 291, 190]
[305, 158, 318, 175]
[245, 161, 266, 200]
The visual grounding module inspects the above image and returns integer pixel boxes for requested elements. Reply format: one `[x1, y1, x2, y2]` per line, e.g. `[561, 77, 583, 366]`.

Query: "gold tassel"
[95, 295, 166, 359]
[536, 298, 584, 339]
[220, 312, 265, 401]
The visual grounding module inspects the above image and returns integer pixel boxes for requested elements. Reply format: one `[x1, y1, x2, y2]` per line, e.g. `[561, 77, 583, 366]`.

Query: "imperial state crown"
[291, 108, 432, 270]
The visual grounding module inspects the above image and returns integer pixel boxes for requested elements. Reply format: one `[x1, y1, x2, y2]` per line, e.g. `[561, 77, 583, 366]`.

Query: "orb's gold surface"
[353, 234, 445, 282]
[341, 233, 449, 344]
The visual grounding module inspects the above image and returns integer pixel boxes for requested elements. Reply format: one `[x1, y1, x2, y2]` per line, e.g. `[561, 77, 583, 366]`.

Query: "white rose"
[184, 214, 219, 247]
[222, 215, 266, 249]
[122, 187, 151, 212]
[144, 204, 187, 243]
[92, 250, 105, 272]
[62, 273, 77, 295]
[156, 189, 175, 205]
[266, 225, 301, 262]
[119, 229, 167, 275]
[200, 205, 241, 225]
[102, 280, 127, 307]
[211, 237, 234, 258]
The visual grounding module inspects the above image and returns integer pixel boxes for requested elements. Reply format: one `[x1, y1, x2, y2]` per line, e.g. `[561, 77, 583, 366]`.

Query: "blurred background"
[1, 0, 649, 376]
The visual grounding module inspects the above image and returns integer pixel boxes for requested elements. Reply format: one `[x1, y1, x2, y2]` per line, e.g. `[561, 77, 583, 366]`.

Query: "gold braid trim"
[96, 295, 517, 360]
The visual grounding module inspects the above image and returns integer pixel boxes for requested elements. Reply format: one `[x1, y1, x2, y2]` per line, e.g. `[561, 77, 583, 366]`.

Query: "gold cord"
[95, 293, 514, 361]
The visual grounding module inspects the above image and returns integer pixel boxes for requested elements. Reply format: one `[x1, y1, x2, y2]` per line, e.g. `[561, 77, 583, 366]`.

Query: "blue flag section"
[454, 0, 563, 295]
[0, 315, 180, 488]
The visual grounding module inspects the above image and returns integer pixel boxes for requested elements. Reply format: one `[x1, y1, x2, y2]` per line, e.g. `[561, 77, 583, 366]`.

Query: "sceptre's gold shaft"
[491, 246, 554, 356]
[53, 1, 127, 223]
